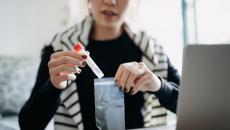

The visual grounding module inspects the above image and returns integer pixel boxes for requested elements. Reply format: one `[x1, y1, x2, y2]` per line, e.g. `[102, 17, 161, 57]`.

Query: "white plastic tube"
[74, 43, 104, 79]
[84, 52, 104, 79]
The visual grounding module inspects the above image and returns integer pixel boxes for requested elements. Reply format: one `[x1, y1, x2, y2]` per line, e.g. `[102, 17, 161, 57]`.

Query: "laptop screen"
[176, 44, 230, 130]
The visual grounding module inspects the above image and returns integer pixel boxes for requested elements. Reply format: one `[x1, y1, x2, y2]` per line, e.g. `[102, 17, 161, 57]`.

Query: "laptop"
[176, 44, 230, 130]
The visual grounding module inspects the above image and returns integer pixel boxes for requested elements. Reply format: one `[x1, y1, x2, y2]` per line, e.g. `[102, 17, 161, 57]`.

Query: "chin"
[101, 20, 121, 29]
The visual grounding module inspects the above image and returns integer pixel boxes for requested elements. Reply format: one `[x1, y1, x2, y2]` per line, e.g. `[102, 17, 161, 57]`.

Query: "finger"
[86, 51, 90, 55]
[125, 73, 136, 93]
[116, 70, 124, 88]
[74, 67, 82, 74]
[55, 73, 77, 83]
[51, 73, 76, 88]
[59, 66, 81, 75]
[48, 56, 84, 68]
[50, 64, 81, 76]
[131, 73, 149, 95]
[135, 62, 146, 75]
[119, 70, 130, 92]
[50, 51, 87, 60]
[114, 64, 125, 84]
[79, 61, 86, 68]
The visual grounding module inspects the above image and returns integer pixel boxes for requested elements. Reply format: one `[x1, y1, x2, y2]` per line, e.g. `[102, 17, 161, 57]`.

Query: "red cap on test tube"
[74, 43, 84, 52]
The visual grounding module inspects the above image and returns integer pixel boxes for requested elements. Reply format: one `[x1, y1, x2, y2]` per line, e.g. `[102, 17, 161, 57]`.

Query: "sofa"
[0, 55, 39, 130]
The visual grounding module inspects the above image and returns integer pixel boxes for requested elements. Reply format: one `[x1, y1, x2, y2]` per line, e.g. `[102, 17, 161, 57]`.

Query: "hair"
[68, 0, 140, 25]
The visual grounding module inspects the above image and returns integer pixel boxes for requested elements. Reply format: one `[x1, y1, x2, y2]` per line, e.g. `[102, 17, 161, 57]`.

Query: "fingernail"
[82, 55, 87, 59]
[115, 81, 119, 86]
[125, 88, 129, 93]
[76, 68, 81, 74]
[131, 90, 135, 95]
[81, 62, 86, 67]
[78, 69, 81, 73]
[121, 87, 125, 92]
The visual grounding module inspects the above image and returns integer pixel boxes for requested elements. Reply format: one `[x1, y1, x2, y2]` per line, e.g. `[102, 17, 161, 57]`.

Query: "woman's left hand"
[114, 62, 161, 95]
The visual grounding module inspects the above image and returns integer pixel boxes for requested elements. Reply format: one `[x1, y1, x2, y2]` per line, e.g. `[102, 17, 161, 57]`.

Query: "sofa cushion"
[0, 116, 19, 130]
[0, 55, 39, 116]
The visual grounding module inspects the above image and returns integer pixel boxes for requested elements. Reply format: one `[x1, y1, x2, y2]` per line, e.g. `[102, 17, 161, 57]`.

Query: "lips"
[102, 10, 117, 16]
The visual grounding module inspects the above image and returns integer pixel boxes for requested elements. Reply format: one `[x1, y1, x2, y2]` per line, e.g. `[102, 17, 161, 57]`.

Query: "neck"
[92, 23, 123, 41]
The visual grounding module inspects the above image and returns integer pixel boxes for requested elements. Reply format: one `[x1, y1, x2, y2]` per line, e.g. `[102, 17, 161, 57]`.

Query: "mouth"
[102, 10, 118, 17]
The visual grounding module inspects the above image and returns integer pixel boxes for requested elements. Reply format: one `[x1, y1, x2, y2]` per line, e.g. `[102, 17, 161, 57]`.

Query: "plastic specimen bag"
[94, 77, 125, 130]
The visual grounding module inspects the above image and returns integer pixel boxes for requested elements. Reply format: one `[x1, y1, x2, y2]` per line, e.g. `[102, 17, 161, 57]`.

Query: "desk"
[129, 123, 176, 130]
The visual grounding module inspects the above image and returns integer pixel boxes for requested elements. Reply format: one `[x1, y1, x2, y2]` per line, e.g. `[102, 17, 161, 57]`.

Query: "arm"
[154, 77, 179, 113]
[19, 45, 62, 130]
[153, 57, 180, 113]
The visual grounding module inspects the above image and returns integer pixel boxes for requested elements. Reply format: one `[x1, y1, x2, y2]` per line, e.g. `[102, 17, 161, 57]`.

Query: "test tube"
[74, 43, 104, 79]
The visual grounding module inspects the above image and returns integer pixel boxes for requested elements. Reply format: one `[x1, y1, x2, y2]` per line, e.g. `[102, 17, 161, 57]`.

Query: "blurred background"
[0, 0, 229, 130]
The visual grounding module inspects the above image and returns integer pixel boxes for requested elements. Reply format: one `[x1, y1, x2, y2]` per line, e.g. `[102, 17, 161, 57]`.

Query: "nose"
[104, 0, 117, 5]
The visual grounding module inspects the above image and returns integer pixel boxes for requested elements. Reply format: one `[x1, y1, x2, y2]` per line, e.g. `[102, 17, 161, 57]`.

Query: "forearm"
[19, 79, 62, 130]
[153, 57, 180, 113]
[153, 77, 179, 113]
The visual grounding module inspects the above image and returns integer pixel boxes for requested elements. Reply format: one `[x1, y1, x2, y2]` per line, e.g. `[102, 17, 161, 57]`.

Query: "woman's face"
[90, 0, 130, 28]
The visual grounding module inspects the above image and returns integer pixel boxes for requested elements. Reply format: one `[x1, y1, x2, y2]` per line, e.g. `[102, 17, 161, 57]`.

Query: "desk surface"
[129, 123, 176, 130]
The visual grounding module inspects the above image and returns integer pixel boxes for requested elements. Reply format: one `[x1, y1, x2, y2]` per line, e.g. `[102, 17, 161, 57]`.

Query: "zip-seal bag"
[94, 77, 125, 130]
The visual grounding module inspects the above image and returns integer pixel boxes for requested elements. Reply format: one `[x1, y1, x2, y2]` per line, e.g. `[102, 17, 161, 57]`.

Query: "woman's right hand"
[48, 51, 87, 89]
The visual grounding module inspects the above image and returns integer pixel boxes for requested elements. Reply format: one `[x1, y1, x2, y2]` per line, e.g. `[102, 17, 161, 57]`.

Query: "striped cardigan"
[51, 16, 168, 130]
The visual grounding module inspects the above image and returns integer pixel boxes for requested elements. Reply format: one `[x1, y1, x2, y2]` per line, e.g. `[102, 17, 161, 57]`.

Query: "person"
[19, 0, 180, 130]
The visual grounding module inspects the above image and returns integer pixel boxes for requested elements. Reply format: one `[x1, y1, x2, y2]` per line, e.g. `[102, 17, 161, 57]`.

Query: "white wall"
[0, 0, 68, 57]
[136, 0, 184, 72]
